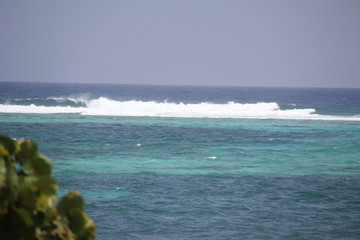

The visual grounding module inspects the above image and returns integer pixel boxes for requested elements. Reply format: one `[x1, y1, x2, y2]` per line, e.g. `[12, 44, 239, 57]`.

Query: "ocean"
[1, 82, 360, 239]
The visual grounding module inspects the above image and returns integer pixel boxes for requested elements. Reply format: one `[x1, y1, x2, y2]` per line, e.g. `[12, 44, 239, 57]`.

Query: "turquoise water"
[1, 83, 360, 239]
[1, 114, 360, 239]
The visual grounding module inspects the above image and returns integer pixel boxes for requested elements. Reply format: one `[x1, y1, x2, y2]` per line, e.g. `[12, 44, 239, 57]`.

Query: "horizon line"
[0, 80, 359, 90]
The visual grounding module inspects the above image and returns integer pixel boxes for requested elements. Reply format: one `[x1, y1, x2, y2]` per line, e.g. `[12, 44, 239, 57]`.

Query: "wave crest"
[0, 97, 359, 121]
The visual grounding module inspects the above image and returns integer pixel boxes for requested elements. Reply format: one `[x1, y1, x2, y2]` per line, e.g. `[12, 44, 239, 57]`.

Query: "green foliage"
[0, 136, 95, 240]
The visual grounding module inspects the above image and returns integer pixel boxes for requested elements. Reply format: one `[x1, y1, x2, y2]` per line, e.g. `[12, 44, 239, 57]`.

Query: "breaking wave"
[1, 97, 360, 121]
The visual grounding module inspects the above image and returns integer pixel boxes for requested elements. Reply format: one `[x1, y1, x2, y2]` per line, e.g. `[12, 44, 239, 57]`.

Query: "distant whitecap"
[1, 97, 360, 121]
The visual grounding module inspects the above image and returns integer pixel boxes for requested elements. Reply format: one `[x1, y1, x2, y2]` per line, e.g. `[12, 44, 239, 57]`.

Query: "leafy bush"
[0, 136, 95, 240]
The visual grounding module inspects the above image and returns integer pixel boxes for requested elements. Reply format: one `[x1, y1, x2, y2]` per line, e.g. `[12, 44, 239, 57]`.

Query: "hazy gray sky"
[1, 0, 359, 88]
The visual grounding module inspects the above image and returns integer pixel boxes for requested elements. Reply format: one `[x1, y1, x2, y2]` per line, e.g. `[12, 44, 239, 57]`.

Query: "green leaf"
[36, 194, 57, 212]
[18, 176, 58, 213]
[6, 160, 18, 190]
[16, 139, 38, 163]
[0, 156, 6, 187]
[0, 136, 15, 157]
[67, 209, 86, 235]
[19, 188, 38, 212]
[58, 191, 85, 215]
[65, 209, 95, 240]
[22, 176, 58, 196]
[23, 154, 52, 176]
[15, 207, 34, 227]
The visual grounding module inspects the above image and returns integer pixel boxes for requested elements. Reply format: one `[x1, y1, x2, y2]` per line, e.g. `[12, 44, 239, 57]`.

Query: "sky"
[0, 0, 360, 88]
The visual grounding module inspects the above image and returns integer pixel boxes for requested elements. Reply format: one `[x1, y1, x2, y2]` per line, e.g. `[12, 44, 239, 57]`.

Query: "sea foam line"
[0, 97, 360, 121]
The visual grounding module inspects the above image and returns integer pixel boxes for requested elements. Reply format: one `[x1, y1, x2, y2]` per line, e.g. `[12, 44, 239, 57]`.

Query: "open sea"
[1, 81, 360, 239]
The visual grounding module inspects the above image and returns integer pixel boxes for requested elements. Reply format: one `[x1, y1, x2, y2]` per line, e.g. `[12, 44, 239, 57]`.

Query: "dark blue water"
[1, 82, 360, 239]
[1, 82, 360, 115]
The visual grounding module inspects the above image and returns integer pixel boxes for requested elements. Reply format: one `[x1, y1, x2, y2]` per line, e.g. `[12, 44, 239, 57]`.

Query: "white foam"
[0, 104, 85, 114]
[1, 97, 360, 121]
[46, 95, 89, 104]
